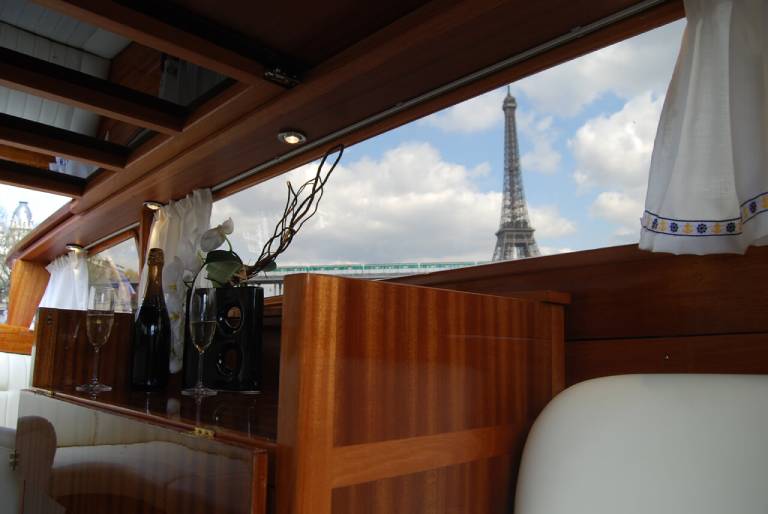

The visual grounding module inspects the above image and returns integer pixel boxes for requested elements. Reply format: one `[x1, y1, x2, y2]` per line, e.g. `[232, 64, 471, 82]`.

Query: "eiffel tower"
[493, 88, 539, 261]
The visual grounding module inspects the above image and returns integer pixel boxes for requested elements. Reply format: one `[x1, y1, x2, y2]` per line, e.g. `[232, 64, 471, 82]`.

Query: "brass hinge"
[9, 450, 19, 471]
[190, 426, 215, 439]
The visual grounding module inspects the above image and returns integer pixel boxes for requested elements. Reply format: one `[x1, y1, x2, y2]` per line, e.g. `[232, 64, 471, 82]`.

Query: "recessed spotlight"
[65, 243, 84, 252]
[143, 201, 164, 211]
[277, 130, 307, 145]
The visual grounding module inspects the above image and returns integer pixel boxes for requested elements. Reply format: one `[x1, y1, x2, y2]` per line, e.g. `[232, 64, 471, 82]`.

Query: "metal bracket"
[190, 426, 215, 439]
[9, 450, 19, 471]
[263, 68, 300, 88]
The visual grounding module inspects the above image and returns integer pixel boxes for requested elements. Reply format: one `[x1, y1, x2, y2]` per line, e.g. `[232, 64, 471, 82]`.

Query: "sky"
[0, 19, 686, 267]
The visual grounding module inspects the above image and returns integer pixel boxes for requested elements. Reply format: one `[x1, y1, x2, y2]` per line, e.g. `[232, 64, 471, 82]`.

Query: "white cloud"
[518, 111, 561, 175]
[570, 92, 663, 193]
[421, 89, 505, 133]
[213, 143, 576, 265]
[590, 191, 645, 239]
[511, 20, 684, 117]
[214, 142, 503, 264]
[539, 246, 574, 256]
[529, 205, 577, 239]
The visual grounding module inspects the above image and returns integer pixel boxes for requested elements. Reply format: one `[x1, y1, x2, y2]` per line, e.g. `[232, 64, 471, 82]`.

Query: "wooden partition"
[394, 244, 768, 385]
[277, 274, 566, 514]
[6, 259, 48, 328]
[33, 308, 134, 390]
[0, 323, 34, 354]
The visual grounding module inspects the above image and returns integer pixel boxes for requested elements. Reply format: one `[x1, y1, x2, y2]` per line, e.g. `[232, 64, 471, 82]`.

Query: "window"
[212, 21, 685, 294]
[0, 190, 70, 323]
[87, 238, 140, 312]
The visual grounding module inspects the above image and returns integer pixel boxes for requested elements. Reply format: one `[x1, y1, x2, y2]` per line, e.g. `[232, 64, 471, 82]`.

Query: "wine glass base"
[182, 386, 217, 397]
[76, 383, 112, 393]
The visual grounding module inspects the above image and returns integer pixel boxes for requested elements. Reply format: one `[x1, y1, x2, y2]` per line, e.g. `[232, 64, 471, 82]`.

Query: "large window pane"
[208, 21, 684, 294]
[88, 238, 140, 313]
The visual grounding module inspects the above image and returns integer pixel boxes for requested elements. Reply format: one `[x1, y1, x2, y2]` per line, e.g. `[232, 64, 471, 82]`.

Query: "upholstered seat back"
[0, 351, 32, 428]
[515, 374, 768, 514]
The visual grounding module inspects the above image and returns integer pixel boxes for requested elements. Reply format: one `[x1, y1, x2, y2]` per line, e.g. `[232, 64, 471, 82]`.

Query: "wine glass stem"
[196, 349, 205, 390]
[91, 347, 100, 386]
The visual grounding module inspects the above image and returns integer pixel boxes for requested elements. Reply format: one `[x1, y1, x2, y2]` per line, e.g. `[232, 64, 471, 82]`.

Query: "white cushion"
[0, 352, 32, 429]
[515, 374, 768, 514]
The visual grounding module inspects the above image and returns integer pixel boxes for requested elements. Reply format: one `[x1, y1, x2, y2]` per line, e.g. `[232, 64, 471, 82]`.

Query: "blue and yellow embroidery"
[642, 191, 768, 237]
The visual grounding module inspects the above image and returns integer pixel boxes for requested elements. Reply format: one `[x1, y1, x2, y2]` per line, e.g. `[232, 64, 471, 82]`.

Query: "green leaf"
[203, 250, 243, 287]
[262, 261, 277, 272]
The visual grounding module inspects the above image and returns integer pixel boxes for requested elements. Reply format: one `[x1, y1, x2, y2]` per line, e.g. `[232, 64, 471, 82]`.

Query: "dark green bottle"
[131, 248, 171, 390]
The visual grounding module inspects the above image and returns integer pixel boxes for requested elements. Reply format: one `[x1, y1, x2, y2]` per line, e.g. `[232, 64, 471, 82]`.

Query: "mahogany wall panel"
[395, 244, 768, 385]
[277, 274, 566, 514]
[566, 333, 768, 385]
[33, 308, 133, 390]
[331, 455, 515, 514]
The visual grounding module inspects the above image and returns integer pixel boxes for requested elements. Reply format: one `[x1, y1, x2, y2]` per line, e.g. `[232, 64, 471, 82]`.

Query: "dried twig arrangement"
[239, 143, 344, 281]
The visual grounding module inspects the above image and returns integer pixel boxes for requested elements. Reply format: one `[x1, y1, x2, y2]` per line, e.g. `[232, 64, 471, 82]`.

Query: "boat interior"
[1, 0, 767, 513]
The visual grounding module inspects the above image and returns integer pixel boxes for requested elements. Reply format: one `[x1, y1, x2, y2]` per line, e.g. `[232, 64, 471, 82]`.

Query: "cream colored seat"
[515, 374, 768, 514]
[0, 351, 32, 429]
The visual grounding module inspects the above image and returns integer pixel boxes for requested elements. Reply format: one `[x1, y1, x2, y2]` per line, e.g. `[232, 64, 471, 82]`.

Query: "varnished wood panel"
[97, 43, 164, 147]
[35, 0, 280, 85]
[0, 158, 85, 197]
[393, 244, 768, 385]
[0, 323, 34, 354]
[0, 143, 53, 169]
[332, 284, 554, 446]
[396, 244, 768, 341]
[0, 46, 185, 134]
[6, 259, 49, 327]
[566, 333, 768, 385]
[277, 274, 565, 514]
[17, 390, 267, 514]
[331, 455, 515, 514]
[33, 308, 133, 391]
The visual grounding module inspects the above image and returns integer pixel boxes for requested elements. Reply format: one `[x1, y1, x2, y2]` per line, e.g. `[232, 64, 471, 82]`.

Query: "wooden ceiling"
[3, 0, 685, 264]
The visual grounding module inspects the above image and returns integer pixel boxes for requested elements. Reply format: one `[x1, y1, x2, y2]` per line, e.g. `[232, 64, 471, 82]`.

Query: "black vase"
[182, 285, 263, 392]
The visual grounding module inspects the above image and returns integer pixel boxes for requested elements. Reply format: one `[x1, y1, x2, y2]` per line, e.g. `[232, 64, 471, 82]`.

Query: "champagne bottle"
[131, 248, 171, 390]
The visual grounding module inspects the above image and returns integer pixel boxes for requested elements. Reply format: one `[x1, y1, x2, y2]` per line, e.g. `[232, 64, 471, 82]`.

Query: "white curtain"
[38, 251, 89, 310]
[640, 0, 768, 254]
[137, 189, 212, 373]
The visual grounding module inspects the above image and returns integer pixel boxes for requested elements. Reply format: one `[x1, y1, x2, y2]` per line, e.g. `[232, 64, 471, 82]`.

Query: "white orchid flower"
[200, 218, 234, 252]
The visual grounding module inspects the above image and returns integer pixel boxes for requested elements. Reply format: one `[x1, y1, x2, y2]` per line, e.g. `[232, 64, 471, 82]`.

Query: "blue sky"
[214, 19, 685, 264]
[1, 19, 686, 267]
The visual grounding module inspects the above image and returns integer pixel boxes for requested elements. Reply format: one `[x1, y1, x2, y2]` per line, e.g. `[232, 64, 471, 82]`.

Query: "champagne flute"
[77, 286, 116, 393]
[182, 287, 218, 397]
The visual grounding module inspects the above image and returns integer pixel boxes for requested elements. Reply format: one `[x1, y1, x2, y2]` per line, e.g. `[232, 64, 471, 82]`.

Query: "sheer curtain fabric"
[640, 0, 768, 254]
[138, 189, 212, 373]
[38, 251, 89, 311]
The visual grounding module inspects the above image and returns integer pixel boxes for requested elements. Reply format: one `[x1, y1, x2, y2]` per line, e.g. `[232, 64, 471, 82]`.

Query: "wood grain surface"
[277, 274, 565, 514]
[395, 244, 768, 385]
[0, 323, 34, 354]
[6, 259, 49, 327]
[33, 308, 134, 391]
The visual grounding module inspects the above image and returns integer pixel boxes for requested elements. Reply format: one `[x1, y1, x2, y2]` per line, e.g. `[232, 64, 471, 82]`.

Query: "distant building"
[492, 89, 539, 261]
[0, 201, 35, 322]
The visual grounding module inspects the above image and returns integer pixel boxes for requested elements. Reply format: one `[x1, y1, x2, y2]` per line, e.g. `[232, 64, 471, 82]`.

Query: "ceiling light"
[65, 243, 84, 252]
[143, 201, 164, 211]
[277, 130, 307, 145]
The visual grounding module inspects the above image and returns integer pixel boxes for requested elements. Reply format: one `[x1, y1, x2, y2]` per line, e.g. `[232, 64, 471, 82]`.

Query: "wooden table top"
[29, 385, 279, 449]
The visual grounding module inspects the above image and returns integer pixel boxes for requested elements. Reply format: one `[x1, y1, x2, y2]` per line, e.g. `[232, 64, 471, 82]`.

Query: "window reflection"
[87, 238, 140, 313]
